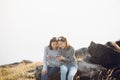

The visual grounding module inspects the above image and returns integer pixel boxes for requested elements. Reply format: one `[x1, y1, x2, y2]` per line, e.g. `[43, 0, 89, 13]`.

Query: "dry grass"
[0, 62, 42, 80]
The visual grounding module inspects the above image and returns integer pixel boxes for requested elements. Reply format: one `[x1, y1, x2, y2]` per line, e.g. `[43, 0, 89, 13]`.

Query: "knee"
[68, 68, 77, 78]
[68, 72, 76, 78]
[41, 74, 48, 80]
[60, 65, 68, 74]
[68, 71, 77, 80]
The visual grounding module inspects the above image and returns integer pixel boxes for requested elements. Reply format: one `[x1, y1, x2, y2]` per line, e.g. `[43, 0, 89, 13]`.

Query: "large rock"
[88, 41, 120, 68]
[75, 48, 90, 61]
[35, 44, 120, 80]
[34, 65, 102, 80]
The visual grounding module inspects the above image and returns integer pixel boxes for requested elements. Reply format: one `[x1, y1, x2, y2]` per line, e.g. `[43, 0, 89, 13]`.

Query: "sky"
[0, 0, 120, 65]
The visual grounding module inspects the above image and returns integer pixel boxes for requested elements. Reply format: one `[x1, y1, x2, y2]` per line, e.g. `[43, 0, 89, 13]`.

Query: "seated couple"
[41, 36, 77, 80]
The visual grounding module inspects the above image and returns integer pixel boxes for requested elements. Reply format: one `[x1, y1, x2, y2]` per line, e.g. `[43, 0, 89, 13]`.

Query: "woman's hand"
[41, 69, 47, 75]
[46, 55, 51, 59]
[56, 55, 65, 61]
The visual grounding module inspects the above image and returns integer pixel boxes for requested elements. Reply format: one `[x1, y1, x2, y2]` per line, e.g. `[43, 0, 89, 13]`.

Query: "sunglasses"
[57, 36, 66, 42]
[57, 37, 62, 40]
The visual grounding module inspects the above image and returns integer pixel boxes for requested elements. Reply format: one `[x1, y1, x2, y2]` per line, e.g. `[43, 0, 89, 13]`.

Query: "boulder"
[34, 63, 105, 80]
[35, 44, 120, 80]
[88, 41, 120, 68]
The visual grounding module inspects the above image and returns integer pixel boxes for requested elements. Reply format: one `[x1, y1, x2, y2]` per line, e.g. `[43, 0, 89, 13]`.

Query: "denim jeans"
[41, 66, 60, 80]
[60, 65, 77, 80]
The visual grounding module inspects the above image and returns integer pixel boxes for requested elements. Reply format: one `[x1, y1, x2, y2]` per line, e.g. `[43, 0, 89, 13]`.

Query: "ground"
[0, 60, 42, 80]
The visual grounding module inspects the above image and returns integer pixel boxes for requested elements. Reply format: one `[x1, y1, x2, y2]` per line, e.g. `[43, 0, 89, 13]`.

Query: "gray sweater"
[58, 46, 77, 66]
[43, 46, 61, 71]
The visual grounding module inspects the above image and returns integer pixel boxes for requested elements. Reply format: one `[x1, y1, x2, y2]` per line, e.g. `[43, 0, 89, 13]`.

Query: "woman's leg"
[60, 65, 68, 80]
[68, 66, 77, 80]
[41, 74, 48, 80]
[47, 67, 60, 78]
[41, 67, 51, 80]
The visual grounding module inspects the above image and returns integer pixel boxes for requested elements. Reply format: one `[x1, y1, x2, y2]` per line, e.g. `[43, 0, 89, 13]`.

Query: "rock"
[88, 41, 120, 68]
[34, 64, 104, 80]
[34, 65, 43, 80]
[75, 48, 89, 59]
[75, 47, 91, 62]
[34, 41, 120, 80]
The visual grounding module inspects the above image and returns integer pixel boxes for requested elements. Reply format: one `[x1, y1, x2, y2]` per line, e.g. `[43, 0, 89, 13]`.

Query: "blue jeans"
[41, 66, 60, 80]
[60, 65, 77, 80]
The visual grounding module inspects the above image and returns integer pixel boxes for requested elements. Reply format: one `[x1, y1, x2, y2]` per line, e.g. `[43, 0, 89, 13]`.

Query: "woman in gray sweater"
[41, 37, 61, 80]
[56, 36, 77, 80]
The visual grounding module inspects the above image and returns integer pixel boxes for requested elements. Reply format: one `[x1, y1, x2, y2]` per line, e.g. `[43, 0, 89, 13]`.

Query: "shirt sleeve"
[42, 46, 48, 71]
[63, 47, 76, 62]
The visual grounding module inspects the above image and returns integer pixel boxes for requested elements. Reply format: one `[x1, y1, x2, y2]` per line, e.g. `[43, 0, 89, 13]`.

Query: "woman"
[56, 36, 77, 80]
[41, 37, 60, 80]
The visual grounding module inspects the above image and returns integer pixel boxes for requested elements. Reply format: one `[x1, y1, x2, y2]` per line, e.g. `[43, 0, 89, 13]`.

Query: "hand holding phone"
[56, 55, 65, 61]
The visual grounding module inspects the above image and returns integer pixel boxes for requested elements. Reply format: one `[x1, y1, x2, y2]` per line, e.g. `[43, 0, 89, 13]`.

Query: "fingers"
[61, 56, 65, 60]
[46, 55, 51, 59]
[41, 70, 47, 74]
[56, 56, 64, 61]
[56, 57, 60, 61]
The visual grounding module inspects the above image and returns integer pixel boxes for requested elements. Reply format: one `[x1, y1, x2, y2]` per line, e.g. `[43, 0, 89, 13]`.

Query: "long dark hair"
[49, 37, 58, 50]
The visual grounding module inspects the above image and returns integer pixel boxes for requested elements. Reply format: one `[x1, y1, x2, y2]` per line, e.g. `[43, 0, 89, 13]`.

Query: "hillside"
[0, 60, 42, 80]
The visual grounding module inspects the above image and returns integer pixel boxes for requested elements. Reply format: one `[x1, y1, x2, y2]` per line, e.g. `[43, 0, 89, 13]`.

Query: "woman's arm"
[42, 47, 48, 71]
[62, 47, 75, 62]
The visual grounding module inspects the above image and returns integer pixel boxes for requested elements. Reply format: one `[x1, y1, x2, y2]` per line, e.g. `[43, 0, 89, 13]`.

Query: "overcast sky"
[0, 0, 120, 65]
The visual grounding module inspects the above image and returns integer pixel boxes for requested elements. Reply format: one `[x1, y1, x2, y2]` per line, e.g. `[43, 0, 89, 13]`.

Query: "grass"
[0, 62, 42, 80]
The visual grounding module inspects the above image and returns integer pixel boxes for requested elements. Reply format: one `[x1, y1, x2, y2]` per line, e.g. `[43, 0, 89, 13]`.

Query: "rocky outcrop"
[88, 41, 120, 68]
[34, 44, 120, 80]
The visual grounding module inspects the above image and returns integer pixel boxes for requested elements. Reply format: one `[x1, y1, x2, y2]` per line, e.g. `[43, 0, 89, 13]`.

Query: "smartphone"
[56, 55, 61, 57]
